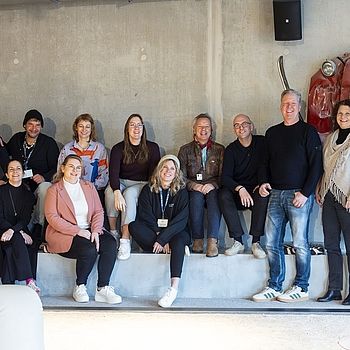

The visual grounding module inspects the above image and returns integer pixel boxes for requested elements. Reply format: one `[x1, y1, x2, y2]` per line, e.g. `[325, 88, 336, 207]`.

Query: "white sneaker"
[158, 287, 178, 308]
[26, 279, 41, 295]
[73, 284, 89, 303]
[185, 245, 191, 257]
[252, 286, 282, 302]
[118, 239, 131, 260]
[251, 242, 266, 259]
[224, 240, 244, 256]
[95, 286, 122, 304]
[277, 286, 309, 303]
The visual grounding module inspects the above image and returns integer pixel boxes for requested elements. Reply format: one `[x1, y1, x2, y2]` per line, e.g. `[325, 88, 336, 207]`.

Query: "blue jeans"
[265, 189, 313, 292]
[189, 189, 221, 240]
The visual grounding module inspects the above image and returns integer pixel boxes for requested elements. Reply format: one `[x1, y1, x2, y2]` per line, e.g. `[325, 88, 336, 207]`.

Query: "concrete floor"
[43, 311, 350, 350]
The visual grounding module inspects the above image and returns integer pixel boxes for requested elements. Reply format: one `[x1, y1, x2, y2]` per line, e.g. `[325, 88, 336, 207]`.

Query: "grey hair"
[281, 89, 302, 105]
[192, 113, 214, 136]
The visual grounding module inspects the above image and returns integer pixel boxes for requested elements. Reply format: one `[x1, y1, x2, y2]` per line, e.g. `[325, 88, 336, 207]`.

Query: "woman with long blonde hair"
[129, 155, 190, 308]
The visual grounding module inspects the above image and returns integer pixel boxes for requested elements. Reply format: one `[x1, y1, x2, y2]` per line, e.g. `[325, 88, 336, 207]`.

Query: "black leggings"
[60, 233, 117, 288]
[0, 231, 38, 283]
[130, 221, 190, 278]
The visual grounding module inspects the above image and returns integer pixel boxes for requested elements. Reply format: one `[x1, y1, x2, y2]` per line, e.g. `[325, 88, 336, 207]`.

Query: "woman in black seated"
[129, 155, 190, 308]
[0, 135, 9, 185]
[317, 99, 350, 304]
[0, 159, 40, 293]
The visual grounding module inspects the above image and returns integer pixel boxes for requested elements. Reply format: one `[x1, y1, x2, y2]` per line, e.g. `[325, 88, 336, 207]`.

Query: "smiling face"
[24, 118, 42, 140]
[159, 160, 176, 187]
[61, 157, 83, 184]
[128, 116, 144, 145]
[6, 160, 23, 187]
[193, 117, 212, 144]
[280, 92, 301, 125]
[76, 120, 92, 141]
[336, 105, 350, 130]
[233, 114, 253, 142]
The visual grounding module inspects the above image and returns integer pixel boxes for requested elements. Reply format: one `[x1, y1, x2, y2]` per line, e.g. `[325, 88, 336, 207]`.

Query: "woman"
[0, 159, 40, 293]
[58, 114, 109, 203]
[45, 154, 121, 304]
[105, 114, 161, 260]
[129, 155, 190, 308]
[317, 99, 350, 305]
[0, 136, 9, 185]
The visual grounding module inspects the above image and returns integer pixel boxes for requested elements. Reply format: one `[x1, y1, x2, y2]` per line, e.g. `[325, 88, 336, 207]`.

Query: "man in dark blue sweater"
[253, 89, 323, 303]
[219, 114, 268, 259]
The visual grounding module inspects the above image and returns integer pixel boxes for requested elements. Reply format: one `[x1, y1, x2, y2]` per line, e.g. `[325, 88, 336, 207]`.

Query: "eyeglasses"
[233, 122, 251, 129]
[129, 123, 144, 129]
[66, 165, 82, 171]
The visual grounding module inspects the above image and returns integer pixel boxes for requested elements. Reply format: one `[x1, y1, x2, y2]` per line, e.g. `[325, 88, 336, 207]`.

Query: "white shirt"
[63, 179, 89, 229]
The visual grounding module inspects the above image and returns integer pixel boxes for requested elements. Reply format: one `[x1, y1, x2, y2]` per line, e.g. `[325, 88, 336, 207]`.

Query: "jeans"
[189, 189, 221, 240]
[265, 189, 313, 292]
[322, 191, 350, 291]
[219, 187, 269, 238]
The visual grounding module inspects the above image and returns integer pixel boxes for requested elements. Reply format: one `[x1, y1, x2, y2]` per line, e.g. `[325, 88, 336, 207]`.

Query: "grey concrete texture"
[36, 252, 339, 299]
[0, 0, 348, 240]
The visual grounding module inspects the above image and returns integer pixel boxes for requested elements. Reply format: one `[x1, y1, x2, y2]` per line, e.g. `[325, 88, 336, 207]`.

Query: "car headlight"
[321, 59, 336, 77]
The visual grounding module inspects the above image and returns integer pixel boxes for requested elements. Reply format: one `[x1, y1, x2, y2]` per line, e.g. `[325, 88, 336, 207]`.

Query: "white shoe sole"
[277, 296, 309, 303]
[95, 296, 122, 304]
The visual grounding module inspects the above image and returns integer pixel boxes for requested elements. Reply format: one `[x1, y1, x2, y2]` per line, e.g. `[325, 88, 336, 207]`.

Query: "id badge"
[157, 219, 168, 228]
[196, 173, 203, 181]
[23, 169, 33, 179]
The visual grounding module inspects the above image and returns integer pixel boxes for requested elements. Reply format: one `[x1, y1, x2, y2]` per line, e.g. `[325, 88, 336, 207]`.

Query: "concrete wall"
[1, 0, 349, 241]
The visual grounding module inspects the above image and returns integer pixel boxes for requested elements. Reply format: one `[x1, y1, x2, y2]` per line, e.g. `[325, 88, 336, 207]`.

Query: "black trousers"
[0, 231, 38, 284]
[60, 233, 117, 288]
[219, 187, 269, 238]
[322, 191, 350, 291]
[129, 221, 190, 278]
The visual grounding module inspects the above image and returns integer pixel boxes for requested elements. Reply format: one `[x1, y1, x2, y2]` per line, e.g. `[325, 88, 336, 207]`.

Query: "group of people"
[0, 88, 349, 308]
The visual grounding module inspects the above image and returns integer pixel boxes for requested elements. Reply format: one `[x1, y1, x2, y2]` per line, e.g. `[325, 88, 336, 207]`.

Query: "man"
[253, 89, 323, 303]
[7, 110, 59, 229]
[178, 113, 224, 257]
[219, 114, 269, 259]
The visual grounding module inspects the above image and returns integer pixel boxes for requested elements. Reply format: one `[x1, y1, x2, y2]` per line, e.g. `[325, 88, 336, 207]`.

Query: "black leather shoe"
[342, 294, 350, 305]
[317, 290, 342, 302]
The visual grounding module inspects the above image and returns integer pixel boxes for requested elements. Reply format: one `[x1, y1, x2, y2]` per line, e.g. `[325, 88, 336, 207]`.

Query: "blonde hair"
[52, 154, 83, 183]
[150, 158, 185, 195]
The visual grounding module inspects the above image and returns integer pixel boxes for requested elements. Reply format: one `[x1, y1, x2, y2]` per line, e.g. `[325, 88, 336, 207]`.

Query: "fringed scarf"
[319, 130, 350, 209]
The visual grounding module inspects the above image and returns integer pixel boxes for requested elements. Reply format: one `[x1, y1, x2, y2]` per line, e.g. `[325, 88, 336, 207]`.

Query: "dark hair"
[332, 99, 350, 131]
[123, 114, 149, 165]
[72, 114, 96, 142]
[53, 154, 83, 183]
[6, 159, 24, 173]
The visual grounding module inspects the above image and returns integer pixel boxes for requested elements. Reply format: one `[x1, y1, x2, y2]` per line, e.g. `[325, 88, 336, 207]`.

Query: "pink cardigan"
[45, 179, 104, 253]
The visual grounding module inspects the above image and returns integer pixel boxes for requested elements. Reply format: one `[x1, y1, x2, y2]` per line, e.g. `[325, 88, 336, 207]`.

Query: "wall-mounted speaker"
[273, 0, 302, 41]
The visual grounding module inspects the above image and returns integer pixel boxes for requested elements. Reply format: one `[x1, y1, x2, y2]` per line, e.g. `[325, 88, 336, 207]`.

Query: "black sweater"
[6, 132, 59, 192]
[221, 135, 266, 192]
[134, 185, 189, 246]
[0, 183, 36, 235]
[260, 120, 323, 197]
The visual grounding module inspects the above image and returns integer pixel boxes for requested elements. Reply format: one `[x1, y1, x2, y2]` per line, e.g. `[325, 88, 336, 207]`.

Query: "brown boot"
[206, 238, 218, 257]
[192, 239, 204, 253]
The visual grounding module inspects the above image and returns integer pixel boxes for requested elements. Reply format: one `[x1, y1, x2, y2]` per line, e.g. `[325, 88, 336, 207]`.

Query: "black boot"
[317, 290, 342, 302]
[342, 294, 350, 305]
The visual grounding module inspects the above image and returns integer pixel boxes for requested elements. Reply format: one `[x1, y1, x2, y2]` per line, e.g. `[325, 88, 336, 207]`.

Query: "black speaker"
[273, 0, 302, 41]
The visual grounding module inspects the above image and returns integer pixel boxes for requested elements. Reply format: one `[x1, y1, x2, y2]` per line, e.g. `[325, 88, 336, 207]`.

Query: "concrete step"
[36, 252, 340, 300]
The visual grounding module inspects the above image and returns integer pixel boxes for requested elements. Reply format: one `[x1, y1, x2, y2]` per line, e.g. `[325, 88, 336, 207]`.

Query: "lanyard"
[9, 188, 17, 216]
[201, 146, 207, 171]
[22, 141, 35, 170]
[159, 188, 170, 219]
